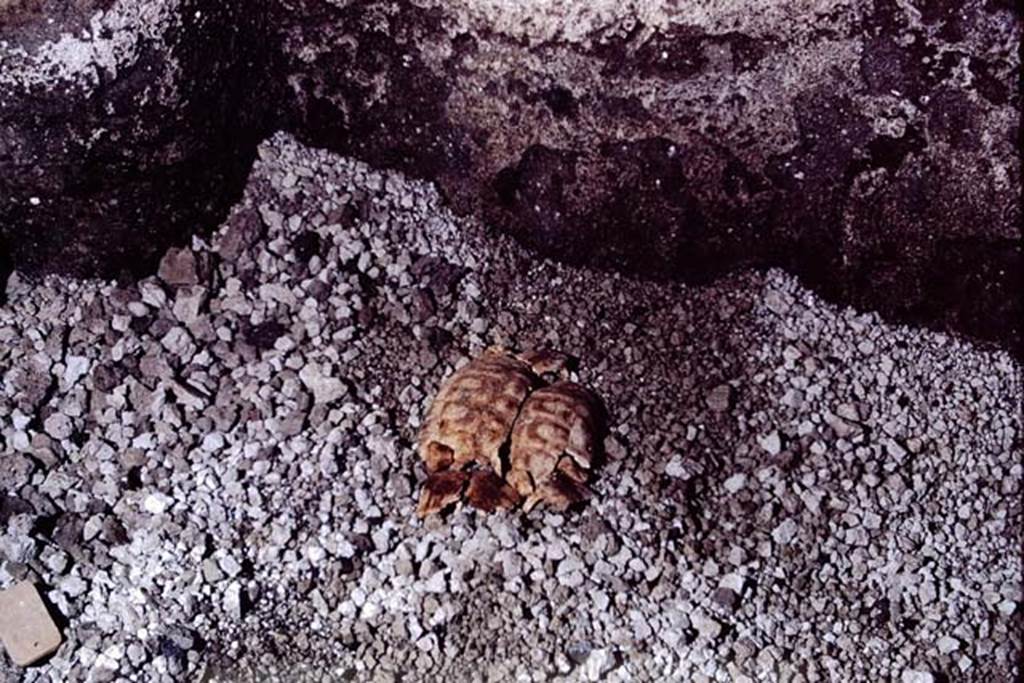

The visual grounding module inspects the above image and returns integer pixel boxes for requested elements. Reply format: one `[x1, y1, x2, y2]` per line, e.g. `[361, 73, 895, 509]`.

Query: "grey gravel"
[0, 133, 1020, 682]
[705, 384, 733, 413]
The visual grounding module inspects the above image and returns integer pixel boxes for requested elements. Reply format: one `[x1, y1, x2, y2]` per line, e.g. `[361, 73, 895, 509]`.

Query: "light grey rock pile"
[0, 133, 1020, 681]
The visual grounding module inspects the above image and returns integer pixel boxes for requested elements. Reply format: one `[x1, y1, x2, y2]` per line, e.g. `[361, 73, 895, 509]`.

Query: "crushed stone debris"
[0, 133, 1021, 681]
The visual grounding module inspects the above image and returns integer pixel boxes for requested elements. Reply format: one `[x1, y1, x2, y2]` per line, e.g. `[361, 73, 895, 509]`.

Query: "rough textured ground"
[1, 135, 1021, 682]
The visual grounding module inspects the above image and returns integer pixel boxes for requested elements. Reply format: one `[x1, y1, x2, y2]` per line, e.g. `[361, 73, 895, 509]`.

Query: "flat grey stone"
[706, 384, 733, 412]
[0, 582, 62, 667]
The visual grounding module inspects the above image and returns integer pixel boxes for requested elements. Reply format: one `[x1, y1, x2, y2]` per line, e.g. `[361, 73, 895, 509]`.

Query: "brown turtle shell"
[416, 348, 537, 516]
[506, 381, 603, 511]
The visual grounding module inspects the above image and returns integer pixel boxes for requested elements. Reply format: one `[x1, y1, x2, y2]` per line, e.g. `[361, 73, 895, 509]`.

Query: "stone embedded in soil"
[158, 247, 200, 287]
[693, 614, 723, 641]
[224, 582, 244, 620]
[706, 384, 733, 413]
[723, 473, 746, 493]
[937, 636, 960, 655]
[758, 431, 782, 456]
[42, 413, 72, 440]
[299, 362, 347, 404]
[772, 518, 798, 545]
[0, 582, 62, 667]
[143, 493, 172, 514]
[712, 587, 740, 611]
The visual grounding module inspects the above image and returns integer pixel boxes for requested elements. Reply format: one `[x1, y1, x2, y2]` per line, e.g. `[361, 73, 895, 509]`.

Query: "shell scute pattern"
[507, 381, 603, 511]
[416, 348, 605, 517]
[416, 348, 537, 516]
[419, 350, 536, 472]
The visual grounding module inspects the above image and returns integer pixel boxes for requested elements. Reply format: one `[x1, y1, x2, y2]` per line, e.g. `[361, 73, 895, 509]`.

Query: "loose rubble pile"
[0, 133, 1020, 682]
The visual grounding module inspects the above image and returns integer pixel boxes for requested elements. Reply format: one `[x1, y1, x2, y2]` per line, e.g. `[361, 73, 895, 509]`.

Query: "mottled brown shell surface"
[418, 348, 538, 474]
[416, 348, 538, 516]
[507, 381, 603, 511]
[416, 349, 605, 517]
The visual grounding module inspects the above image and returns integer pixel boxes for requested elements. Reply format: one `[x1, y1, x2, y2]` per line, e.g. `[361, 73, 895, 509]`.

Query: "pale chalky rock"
[0, 582, 62, 667]
[706, 384, 733, 412]
[299, 362, 347, 404]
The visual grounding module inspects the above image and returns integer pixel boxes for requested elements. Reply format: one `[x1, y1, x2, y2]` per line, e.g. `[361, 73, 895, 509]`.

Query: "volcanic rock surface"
[0, 0, 1021, 352]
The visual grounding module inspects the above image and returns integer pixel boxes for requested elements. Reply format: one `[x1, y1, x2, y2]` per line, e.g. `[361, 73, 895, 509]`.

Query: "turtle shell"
[506, 381, 603, 511]
[418, 347, 539, 474]
[416, 348, 538, 516]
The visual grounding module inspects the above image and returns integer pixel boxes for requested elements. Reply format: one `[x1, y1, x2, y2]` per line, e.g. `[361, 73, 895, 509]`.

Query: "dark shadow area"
[0, 235, 12, 305]
[484, 134, 1022, 355]
[0, 0, 1019, 355]
[276, 1, 474, 204]
[2, 143, 265, 282]
[0, 0, 280, 282]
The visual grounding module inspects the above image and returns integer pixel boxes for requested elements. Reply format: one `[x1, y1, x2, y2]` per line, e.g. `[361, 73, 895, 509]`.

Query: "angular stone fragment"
[758, 431, 782, 455]
[580, 648, 615, 681]
[0, 582, 62, 667]
[157, 247, 200, 287]
[299, 362, 347, 404]
[217, 208, 264, 261]
[936, 635, 959, 655]
[772, 518, 798, 545]
[706, 383, 733, 412]
[693, 613, 723, 640]
[712, 586, 739, 611]
[42, 413, 72, 441]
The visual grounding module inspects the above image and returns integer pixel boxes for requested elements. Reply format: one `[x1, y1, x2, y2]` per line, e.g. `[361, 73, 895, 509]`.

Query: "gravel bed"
[1, 133, 1020, 682]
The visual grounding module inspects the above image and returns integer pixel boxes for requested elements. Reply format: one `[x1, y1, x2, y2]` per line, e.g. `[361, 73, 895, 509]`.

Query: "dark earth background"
[0, 0, 1020, 353]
